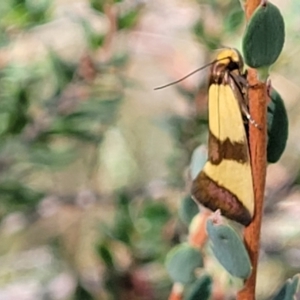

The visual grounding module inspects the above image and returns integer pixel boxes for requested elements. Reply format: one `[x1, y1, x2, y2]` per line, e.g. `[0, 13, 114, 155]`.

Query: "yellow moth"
[155, 48, 256, 226]
[191, 49, 254, 226]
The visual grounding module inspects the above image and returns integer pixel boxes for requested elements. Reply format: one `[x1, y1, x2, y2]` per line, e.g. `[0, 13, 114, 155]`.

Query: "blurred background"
[0, 0, 299, 299]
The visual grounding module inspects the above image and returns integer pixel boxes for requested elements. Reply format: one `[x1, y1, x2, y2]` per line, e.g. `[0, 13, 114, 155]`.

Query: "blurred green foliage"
[0, 49, 123, 213]
[0, 1, 174, 299]
[0, 0, 52, 31]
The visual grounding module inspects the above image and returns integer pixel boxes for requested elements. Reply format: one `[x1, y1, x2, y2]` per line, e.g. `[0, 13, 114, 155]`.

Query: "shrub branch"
[237, 1, 268, 299]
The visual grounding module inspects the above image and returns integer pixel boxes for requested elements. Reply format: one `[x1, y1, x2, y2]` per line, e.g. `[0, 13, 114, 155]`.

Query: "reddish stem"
[237, 1, 268, 299]
[168, 283, 184, 300]
[189, 211, 210, 248]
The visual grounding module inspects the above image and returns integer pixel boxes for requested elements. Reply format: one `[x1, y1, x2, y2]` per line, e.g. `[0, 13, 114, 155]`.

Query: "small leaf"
[117, 10, 139, 30]
[141, 202, 170, 226]
[193, 20, 205, 39]
[74, 285, 94, 300]
[190, 145, 207, 180]
[111, 192, 134, 245]
[243, 1, 285, 68]
[267, 88, 288, 163]
[81, 19, 104, 49]
[179, 195, 199, 226]
[224, 8, 244, 33]
[166, 244, 203, 284]
[90, 0, 104, 12]
[206, 220, 251, 279]
[49, 50, 77, 91]
[0, 181, 43, 209]
[185, 274, 212, 300]
[29, 145, 75, 168]
[273, 274, 300, 300]
[7, 87, 30, 134]
[98, 244, 114, 268]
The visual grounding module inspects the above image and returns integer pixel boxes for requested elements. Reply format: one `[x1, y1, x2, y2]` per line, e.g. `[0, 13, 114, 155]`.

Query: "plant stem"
[245, 0, 262, 19]
[237, 1, 268, 299]
[189, 211, 210, 248]
[168, 282, 184, 300]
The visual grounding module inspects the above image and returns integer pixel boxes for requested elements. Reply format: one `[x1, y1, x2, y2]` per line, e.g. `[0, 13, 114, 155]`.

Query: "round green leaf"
[273, 274, 300, 300]
[206, 220, 251, 279]
[267, 88, 288, 163]
[165, 244, 203, 284]
[243, 1, 285, 68]
[179, 195, 199, 226]
[185, 275, 212, 300]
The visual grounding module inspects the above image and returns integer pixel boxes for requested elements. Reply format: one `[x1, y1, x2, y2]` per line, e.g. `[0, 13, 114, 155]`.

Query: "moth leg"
[228, 75, 261, 129]
[240, 103, 261, 129]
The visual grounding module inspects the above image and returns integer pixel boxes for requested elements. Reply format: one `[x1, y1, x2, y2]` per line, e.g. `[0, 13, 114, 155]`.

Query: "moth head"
[211, 48, 244, 83]
[215, 48, 244, 73]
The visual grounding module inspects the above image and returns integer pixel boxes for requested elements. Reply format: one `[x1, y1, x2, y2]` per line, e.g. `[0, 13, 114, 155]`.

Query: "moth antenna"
[154, 60, 217, 90]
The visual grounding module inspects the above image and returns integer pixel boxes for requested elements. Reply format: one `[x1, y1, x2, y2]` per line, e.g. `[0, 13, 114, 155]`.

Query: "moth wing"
[192, 84, 254, 226]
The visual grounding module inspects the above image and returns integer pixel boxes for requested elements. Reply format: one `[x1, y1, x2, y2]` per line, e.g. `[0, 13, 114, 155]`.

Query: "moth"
[155, 48, 256, 226]
[191, 48, 255, 226]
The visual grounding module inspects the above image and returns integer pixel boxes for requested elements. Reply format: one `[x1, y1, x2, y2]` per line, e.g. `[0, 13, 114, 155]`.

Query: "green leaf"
[179, 195, 199, 226]
[111, 191, 134, 245]
[48, 50, 77, 92]
[44, 125, 103, 143]
[267, 88, 288, 163]
[190, 145, 207, 180]
[166, 244, 203, 284]
[193, 20, 205, 39]
[117, 10, 139, 30]
[206, 220, 251, 279]
[90, 0, 104, 12]
[74, 285, 94, 300]
[224, 8, 244, 33]
[97, 244, 114, 268]
[29, 145, 75, 168]
[0, 181, 43, 209]
[243, 1, 285, 68]
[81, 19, 104, 50]
[141, 202, 170, 226]
[273, 274, 300, 300]
[185, 275, 212, 300]
[7, 87, 30, 134]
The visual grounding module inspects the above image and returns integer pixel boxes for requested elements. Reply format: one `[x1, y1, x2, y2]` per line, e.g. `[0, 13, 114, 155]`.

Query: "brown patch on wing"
[191, 171, 252, 226]
[208, 131, 249, 165]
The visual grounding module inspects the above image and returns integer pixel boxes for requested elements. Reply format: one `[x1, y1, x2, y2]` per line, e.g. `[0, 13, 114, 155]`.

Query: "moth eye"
[228, 60, 240, 71]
